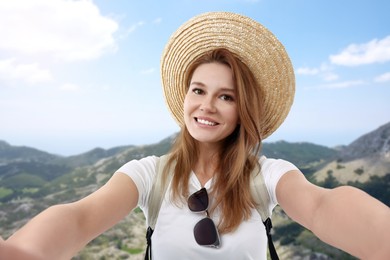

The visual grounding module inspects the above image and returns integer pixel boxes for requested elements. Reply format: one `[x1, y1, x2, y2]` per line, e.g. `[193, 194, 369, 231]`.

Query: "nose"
[200, 96, 216, 113]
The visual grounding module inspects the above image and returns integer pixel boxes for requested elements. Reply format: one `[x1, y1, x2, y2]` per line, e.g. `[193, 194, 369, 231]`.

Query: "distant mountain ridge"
[339, 122, 390, 161]
[0, 140, 59, 164]
[2, 121, 389, 164]
[1, 121, 390, 186]
[261, 141, 336, 168]
[313, 122, 390, 184]
[0, 140, 134, 167]
[0, 122, 389, 259]
[0, 136, 336, 169]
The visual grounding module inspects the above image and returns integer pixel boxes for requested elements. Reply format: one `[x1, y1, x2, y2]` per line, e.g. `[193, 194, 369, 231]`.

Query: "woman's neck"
[194, 144, 220, 186]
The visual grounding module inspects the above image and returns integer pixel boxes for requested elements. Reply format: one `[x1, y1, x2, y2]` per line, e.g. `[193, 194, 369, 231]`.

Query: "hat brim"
[161, 12, 295, 139]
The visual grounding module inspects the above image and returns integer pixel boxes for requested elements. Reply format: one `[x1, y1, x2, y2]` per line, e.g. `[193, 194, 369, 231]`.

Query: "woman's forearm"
[2, 203, 88, 260]
[311, 186, 390, 259]
[1, 174, 138, 260]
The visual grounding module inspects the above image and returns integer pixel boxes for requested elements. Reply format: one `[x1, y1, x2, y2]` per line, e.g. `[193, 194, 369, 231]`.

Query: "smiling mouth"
[195, 118, 218, 126]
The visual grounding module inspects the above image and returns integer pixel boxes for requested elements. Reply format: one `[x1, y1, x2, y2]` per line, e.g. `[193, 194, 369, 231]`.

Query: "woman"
[1, 12, 389, 260]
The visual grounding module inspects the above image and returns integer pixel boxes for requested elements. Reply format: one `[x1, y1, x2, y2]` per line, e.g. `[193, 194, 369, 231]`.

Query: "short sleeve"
[115, 156, 158, 208]
[259, 156, 299, 210]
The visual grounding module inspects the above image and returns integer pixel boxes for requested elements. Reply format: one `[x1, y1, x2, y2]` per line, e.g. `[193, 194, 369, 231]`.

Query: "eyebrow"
[190, 81, 235, 93]
[190, 81, 205, 87]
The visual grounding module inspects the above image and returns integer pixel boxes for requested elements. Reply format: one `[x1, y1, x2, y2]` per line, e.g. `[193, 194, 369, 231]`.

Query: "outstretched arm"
[277, 170, 390, 260]
[0, 173, 138, 260]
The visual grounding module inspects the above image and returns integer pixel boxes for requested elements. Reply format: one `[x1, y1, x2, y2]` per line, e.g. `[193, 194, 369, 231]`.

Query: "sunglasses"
[188, 187, 221, 248]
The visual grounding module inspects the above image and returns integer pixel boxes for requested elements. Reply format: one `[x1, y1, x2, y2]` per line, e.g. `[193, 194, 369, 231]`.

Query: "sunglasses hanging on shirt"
[188, 187, 221, 248]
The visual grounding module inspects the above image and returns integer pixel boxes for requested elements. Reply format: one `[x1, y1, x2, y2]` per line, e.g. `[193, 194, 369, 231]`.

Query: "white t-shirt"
[116, 155, 298, 260]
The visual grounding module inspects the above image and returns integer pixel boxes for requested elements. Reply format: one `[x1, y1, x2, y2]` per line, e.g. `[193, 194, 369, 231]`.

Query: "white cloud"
[296, 63, 339, 81]
[322, 72, 339, 82]
[296, 67, 319, 75]
[374, 72, 390, 83]
[330, 36, 390, 66]
[0, 58, 52, 83]
[319, 80, 366, 89]
[118, 21, 145, 40]
[128, 21, 145, 33]
[0, 0, 118, 62]
[59, 83, 81, 92]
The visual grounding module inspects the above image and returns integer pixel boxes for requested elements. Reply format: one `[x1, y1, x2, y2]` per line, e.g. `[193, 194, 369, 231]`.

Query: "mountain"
[262, 141, 337, 175]
[58, 145, 134, 168]
[0, 123, 389, 259]
[339, 122, 390, 161]
[313, 122, 390, 184]
[0, 141, 135, 196]
[0, 140, 60, 164]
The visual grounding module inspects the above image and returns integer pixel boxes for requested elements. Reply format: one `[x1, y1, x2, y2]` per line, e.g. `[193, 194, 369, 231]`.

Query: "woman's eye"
[193, 88, 203, 95]
[220, 94, 234, 101]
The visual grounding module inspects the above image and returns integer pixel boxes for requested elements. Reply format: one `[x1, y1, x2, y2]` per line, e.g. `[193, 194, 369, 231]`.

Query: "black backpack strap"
[264, 217, 279, 260]
[145, 227, 154, 260]
[144, 155, 173, 260]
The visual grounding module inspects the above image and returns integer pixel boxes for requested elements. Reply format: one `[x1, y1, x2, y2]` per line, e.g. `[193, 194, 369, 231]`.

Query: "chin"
[191, 133, 224, 145]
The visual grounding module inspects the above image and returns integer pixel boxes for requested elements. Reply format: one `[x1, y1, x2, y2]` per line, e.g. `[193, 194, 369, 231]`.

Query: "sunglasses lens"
[194, 217, 220, 247]
[188, 187, 208, 212]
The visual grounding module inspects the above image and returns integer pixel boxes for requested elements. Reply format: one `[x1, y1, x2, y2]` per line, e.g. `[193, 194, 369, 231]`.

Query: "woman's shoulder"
[258, 155, 299, 191]
[116, 155, 160, 174]
[258, 155, 299, 207]
[114, 155, 167, 208]
[259, 155, 298, 173]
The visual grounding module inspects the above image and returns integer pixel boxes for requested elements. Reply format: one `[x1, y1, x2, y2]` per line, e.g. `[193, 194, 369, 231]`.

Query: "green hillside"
[0, 127, 389, 259]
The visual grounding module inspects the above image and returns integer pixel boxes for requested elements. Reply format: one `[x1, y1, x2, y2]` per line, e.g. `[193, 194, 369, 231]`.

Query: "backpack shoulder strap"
[250, 160, 279, 260]
[145, 154, 173, 260]
[149, 156, 271, 226]
[250, 163, 271, 221]
[147, 154, 172, 230]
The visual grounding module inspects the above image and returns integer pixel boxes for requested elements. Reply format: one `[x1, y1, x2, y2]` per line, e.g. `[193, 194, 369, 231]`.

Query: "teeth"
[197, 118, 217, 126]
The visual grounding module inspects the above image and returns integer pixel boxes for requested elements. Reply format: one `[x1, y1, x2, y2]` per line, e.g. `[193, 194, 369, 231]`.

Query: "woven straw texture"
[161, 12, 295, 139]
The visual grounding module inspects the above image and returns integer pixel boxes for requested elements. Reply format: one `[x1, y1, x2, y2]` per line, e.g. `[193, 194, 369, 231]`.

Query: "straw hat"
[161, 12, 295, 139]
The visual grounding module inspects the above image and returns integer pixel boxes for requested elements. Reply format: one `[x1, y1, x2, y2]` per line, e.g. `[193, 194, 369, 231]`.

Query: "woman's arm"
[0, 172, 138, 260]
[277, 170, 390, 260]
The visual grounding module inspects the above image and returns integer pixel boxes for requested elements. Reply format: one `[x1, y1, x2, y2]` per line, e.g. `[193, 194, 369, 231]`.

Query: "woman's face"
[184, 62, 239, 146]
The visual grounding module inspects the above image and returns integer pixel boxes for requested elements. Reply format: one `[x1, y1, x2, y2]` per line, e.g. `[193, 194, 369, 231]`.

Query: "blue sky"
[0, 0, 389, 156]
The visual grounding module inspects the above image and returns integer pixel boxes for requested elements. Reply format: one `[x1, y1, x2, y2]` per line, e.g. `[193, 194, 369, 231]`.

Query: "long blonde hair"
[165, 48, 265, 233]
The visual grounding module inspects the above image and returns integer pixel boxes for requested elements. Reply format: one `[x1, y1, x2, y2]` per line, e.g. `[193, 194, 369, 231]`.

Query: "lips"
[195, 117, 218, 126]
